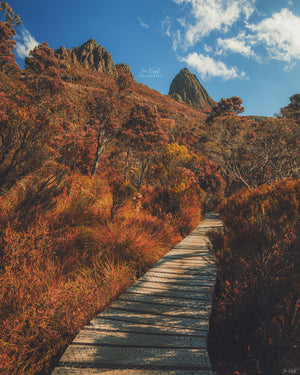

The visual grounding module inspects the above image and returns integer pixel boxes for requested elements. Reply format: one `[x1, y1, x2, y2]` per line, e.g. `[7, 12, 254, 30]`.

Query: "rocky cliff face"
[169, 68, 215, 109]
[55, 39, 116, 74]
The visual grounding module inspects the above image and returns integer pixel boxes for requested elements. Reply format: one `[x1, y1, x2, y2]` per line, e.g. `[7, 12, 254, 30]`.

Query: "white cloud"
[172, 30, 182, 51]
[162, 16, 172, 36]
[172, 0, 255, 48]
[217, 33, 256, 58]
[248, 8, 300, 63]
[138, 16, 149, 29]
[177, 18, 186, 28]
[15, 29, 39, 59]
[216, 8, 300, 66]
[179, 52, 246, 80]
[166, 1, 300, 80]
[204, 44, 212, 53]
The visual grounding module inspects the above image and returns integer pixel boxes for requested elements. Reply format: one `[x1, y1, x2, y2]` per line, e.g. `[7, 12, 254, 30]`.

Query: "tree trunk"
[91, 129, 108, 176]
[124, 149, 130, 182]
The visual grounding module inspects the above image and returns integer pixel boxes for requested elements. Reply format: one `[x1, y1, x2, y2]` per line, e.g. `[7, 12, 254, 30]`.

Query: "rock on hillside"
[115, 63, 134, 79]
[55, 39, 116, 74]
[169, 68, 215, 109]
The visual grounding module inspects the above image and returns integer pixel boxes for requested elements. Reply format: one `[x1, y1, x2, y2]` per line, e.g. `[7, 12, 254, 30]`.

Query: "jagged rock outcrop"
[55, 40, 136, 79]
[169, 68, 215, 109]
[115, 63, 134, 79]
[55, 39, 116, 74]
[55, 46, 70, 69]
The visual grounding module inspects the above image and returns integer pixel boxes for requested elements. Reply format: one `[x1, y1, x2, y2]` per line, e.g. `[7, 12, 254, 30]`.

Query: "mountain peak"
[83, 39, 98, 46]
[180, 67, 190, 73]
[169, 68, 215, 109]
[55, 40, 116, 74]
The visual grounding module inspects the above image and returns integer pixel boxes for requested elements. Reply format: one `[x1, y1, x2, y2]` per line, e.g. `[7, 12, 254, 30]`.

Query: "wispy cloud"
[15, 28, 39, 59]
[172, 0, 255, 48]
[178, 52, 246, 80]
[216, 33, 257, 58]
[162, 16, 172, 37]
[138, 16, 149, 29]
[172, 30, 182, 51]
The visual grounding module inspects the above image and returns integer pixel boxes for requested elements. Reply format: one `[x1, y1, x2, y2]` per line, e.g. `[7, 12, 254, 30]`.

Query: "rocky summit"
[169, 68, 216, 110]
[55, 39, 116, 74]
[55, 40, 136, 79]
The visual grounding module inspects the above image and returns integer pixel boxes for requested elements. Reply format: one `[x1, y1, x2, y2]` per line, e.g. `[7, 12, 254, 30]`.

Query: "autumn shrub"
[0, 215, 135, 375]
[54, 120, 97, 173]
[164, 187, 201, 236]
[48, 173, 111, 226]
[145, 144, 205, 236]
[110, 179, 136, 219]
[95, 207, 180, 277]
[208, 179, 300, 375]
[0, 163, 66, 241]
[43, 173, 111, 268]
[142, 180, 203, 237]
[0, 167, 186, 374]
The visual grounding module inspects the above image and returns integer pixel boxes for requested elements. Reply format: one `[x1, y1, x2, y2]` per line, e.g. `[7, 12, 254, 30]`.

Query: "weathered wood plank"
[97, 309, 210, 331]
[143, 270, 216, 281]
[52, 368, 214, 375]
[143, 266, 216, 276]
[108, 299, 211, 319]
[58, 346, 212, 370]
[126, 286, 214, 301]
[140, 275, 215, 286]
[87, 317, 207, 336]
[130, 279, 214, 293]
[73, 330, 207, 349]
[119, 292, 212, 307]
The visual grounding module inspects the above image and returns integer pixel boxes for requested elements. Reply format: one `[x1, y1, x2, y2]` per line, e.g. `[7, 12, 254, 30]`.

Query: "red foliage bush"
[97, 211, 180, 274]
[0, 170, 186, 374]
[208, 179, 300, 375]
[0, 216, 134, 375]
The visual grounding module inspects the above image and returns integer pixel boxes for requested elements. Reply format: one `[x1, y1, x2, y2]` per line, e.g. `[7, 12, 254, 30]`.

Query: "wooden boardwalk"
[52, 212, 222, 375]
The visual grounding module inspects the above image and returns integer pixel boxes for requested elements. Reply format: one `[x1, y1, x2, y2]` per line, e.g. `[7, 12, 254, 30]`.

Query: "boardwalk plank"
[108, 299, 211, 319]
[130, 279, 214, 293]
[97, 309, 210, 331]
[59, 346, 212, 370]
[53, 367, 214, 374]
[73, 330, 207, 348]
[119, 292, 212, 308]
[87, 318, 207, 336]
[126, 286, 214, 301]
[143, 270, 216, 281]
[140, 275, 215, 286]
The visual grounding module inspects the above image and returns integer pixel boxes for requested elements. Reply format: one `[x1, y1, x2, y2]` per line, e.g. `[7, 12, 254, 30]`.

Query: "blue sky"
[9, 0, 300, 116]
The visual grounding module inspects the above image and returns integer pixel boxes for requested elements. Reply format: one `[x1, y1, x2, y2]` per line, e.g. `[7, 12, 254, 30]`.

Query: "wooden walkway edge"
[52, 212, 222, 375]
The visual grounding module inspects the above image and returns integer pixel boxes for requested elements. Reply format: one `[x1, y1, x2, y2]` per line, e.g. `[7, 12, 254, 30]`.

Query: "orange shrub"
[208, 179, 300, 375]
[0, 214, 135, 375]
[95, 210, 179, 275]
[0, 168, 186, 374]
